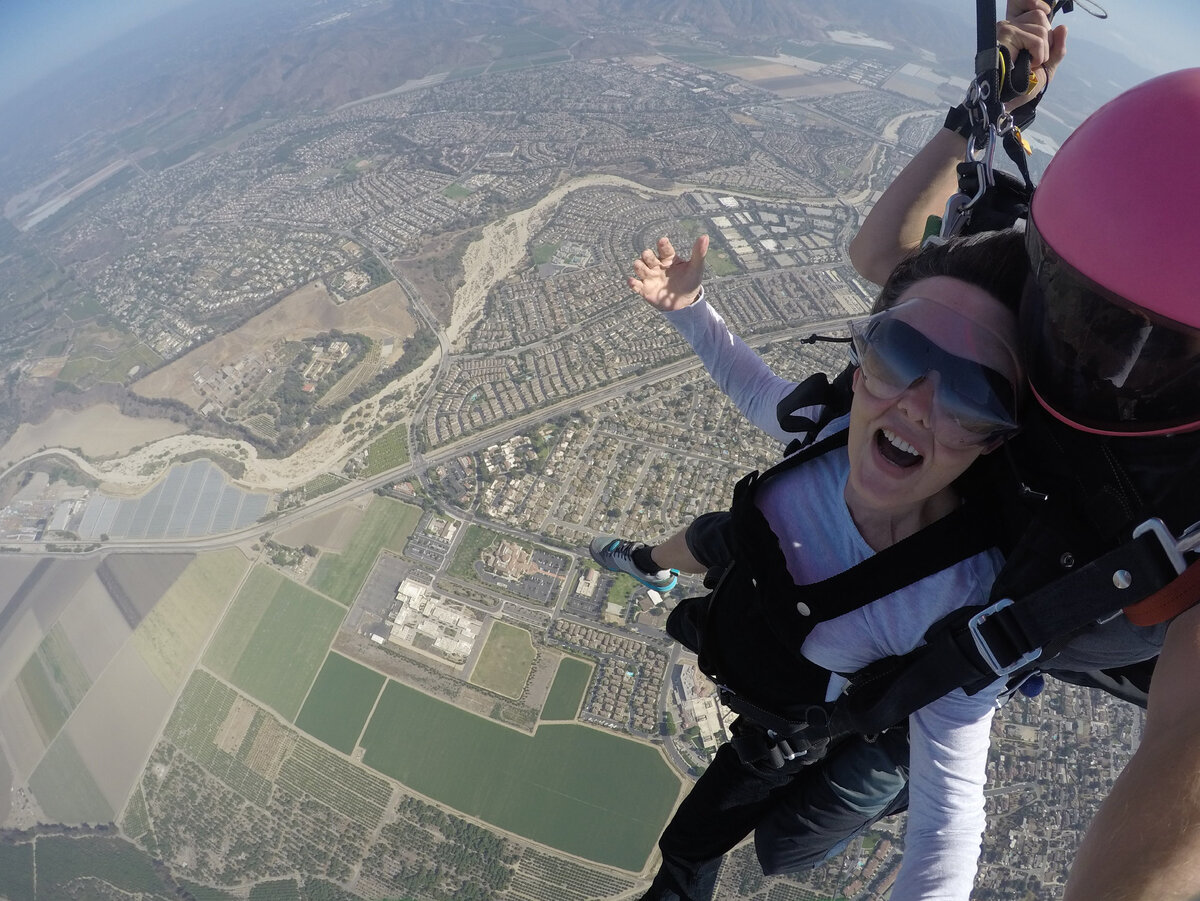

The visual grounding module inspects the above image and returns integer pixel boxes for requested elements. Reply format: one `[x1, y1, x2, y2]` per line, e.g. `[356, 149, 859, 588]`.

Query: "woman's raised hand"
[629, 235, 709, 311]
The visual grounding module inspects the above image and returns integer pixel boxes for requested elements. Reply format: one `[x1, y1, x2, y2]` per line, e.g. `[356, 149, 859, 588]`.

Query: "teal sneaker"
[589, 537, 678, 591]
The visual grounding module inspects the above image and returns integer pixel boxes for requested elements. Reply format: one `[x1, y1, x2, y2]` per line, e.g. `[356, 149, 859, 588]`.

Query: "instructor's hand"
[1000, 0, 1068, 111]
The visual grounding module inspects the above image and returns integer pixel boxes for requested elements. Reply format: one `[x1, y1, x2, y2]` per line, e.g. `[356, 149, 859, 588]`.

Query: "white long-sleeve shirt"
[664, 297, 1005, 901]
[664, 292, 801, 444]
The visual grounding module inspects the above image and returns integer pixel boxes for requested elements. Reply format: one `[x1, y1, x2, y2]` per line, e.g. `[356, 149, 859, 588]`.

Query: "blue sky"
[0, 0, 1196, 104]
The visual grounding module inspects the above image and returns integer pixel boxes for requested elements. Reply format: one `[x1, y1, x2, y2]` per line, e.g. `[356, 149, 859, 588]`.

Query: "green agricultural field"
[121, 784, 150, 841]
[490, 51, 571, 72]
[15, 650, 72, 742]
[162, 671, 273, 807]
[203, 566, 280, 676]
[469, 621, 535, 699]
[0, 842, 33, 901]
[39, 625, 92, 707]
[248, 878, 301, 900]
[279, 736, 392, 827]
[443, 183, 472, 200]
[205, 567, 346, 720]
[541, 656, 592, 721]
[295, 652, 385, 753]
[360, 681, 680, 870]
[28, 734, 112, 823]
[361, 425, 409, 478]
[34, 834, 172, 898]
[301, 472, 348, 499]
[296, 879, 361, 901]
[134, 548, 249, 691]
[493, 27, 561, 57]
[308, 497, 421, 605]
[15, 623, 93, 743]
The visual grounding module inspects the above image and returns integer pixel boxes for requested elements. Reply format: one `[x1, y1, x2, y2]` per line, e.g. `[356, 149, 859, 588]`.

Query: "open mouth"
[876, 428, 922, 469]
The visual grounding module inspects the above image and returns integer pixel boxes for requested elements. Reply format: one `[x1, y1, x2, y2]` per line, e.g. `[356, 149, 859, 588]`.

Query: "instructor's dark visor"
[1022, 220, 1200, 436]
[850, 304, 1020, 448]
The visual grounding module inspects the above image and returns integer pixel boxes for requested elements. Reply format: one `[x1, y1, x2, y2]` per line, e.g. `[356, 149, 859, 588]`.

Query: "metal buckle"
[968, 599, 1042, 677]
[937, 119, 999, 242]
[1131, 517, 1192, 576]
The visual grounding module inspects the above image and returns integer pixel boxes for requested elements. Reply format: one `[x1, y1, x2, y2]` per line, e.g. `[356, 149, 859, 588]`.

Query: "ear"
[851, 367, 862, 390]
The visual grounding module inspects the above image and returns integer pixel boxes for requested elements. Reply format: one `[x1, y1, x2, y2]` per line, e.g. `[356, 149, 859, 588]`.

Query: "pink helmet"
[1022, 68, 1200, 436]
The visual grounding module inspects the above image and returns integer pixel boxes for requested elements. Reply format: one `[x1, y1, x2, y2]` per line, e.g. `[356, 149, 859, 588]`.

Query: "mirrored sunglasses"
[849, 314, 1019, 448]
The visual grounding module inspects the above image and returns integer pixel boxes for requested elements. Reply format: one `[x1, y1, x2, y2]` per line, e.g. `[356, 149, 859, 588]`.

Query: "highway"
[11, 313, 858, 558]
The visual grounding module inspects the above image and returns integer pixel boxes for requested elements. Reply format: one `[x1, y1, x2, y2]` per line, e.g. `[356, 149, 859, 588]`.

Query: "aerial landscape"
[0, 0, 1179, 899]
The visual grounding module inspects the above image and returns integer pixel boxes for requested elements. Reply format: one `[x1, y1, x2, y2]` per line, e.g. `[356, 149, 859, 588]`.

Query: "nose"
[896, 374, 937, 430]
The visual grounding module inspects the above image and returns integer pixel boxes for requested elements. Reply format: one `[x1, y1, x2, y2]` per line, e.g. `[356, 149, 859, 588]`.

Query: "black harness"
[674, 380, 1200, 769]
[666, 427, 1004, 768]
[832, 412, 1200, 728]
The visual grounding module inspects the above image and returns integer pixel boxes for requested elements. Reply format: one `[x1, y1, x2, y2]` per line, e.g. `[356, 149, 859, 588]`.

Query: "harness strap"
[733, 427, 1002, 628]
[835, 525, 1186, 737]
[696, 424, 1009, 758]
[1124, 562, 1200, 626]
[717, 685, 829, 738]
[800, 503, 1000, 622]
[775, 366, 854, 447]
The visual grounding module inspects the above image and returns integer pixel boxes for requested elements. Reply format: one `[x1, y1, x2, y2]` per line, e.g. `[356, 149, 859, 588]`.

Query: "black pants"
[640, 726, 910, 901]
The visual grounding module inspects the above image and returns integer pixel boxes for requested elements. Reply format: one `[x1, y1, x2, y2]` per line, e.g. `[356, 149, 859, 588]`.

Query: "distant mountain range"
[0, 0, 1152, 195]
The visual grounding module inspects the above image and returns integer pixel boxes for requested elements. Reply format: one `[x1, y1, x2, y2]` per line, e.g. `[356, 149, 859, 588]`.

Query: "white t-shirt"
[666, 298, 1006, 901]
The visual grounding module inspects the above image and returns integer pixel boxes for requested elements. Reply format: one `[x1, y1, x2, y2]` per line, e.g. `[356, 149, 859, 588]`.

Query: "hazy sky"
[0, 0, 1196, 105]
[0, 0, 197, 102]
[921, 0, 1199, 75]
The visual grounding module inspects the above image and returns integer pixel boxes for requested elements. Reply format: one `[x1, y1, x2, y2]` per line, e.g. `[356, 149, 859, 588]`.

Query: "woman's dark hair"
[872, 228, 1029, 315]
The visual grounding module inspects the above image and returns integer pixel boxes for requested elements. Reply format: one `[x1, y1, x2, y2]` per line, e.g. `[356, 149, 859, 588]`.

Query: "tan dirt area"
[132, 279, 417, 409]
[774, 79, 866, 98]
[56, 573, 132, 680]
[276, 503, 366, 552]
[6, 351, 438, 493]
[724, 62, 813, 81]
[0, 405, 188, 465]
[28, 356, 68, 379]
[216, 697, 257, 755]
[64, 640, 172, 814]
[245, 715, 295, 780]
